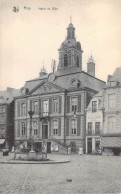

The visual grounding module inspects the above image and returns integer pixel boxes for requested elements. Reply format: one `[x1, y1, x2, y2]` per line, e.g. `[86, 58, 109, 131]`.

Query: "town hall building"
[14, 22, 105, 153]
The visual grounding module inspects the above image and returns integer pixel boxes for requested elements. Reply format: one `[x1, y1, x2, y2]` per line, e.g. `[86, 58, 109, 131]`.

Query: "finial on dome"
[70, 16, 72, 23]
[88, 54, 95, 63]
[39, 63, 47, 77]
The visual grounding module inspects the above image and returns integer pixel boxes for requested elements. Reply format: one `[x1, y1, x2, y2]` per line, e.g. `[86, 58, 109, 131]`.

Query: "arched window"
[33, 121, 38, 135]
[77, 55, 79, 67]
[21, 122, 26, 136]
[64, 54, 68, 67]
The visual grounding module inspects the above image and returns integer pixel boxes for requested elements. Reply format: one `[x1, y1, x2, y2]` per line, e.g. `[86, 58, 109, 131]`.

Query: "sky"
[0, 0, 121, 90]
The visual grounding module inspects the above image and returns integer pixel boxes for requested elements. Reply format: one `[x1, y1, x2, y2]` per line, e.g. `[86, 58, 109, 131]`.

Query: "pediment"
[29, 81, 65, 95]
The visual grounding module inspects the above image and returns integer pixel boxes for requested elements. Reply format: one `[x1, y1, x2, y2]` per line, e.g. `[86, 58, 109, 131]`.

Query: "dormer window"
[64, 54, 68, 67]
[92, 101, 97, 112]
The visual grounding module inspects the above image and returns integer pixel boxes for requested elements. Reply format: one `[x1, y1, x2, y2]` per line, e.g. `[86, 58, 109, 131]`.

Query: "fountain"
[14, 111, 48, 161]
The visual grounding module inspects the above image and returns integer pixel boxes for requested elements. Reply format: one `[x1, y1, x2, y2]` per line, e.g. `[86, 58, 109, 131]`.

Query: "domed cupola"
[58, 21, 83, 70]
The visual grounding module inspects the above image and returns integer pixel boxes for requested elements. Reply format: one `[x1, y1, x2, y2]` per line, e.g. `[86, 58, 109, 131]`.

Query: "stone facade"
[14, 22, 105, 153]
[101, 67, 121, 156]
[0, 88, 20, 150]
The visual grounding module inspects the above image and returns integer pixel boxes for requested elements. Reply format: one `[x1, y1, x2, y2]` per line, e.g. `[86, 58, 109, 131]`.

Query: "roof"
[113, 67, 121, 83]
[0, 88, 21, 104]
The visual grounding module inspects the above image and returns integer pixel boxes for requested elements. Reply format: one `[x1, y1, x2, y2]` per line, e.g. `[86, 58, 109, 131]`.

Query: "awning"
[101, 137, 121, 148]
[0, 139, 5, 145]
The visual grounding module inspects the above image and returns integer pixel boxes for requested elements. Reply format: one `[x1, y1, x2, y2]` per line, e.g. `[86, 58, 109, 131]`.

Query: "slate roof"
[0, 88, 21, 104]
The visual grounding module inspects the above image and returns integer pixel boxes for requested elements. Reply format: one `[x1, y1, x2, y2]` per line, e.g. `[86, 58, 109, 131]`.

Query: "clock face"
[48, 73, 56, 82]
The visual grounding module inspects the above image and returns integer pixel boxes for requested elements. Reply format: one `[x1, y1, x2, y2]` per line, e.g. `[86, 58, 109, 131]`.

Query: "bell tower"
[58, 21, 83, 70]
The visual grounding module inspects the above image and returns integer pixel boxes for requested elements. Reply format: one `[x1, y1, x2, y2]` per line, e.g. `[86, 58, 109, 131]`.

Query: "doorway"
[42, 122, 48, 139]
[88, 138, 92, 154]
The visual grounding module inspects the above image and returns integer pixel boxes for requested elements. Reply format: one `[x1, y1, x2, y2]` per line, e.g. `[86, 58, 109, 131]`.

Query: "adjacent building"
[86, 90, 103, 154]
[0, 87, 20, 150]
[101, 67, 121, 156]
[14, 22, 105, 153]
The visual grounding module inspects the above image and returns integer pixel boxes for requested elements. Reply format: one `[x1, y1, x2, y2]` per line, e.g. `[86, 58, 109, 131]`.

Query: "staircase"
[50, 138, 68, 154]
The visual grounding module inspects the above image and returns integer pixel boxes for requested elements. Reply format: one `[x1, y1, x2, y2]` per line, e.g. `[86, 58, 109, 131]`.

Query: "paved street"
[0, 153, 121, 194]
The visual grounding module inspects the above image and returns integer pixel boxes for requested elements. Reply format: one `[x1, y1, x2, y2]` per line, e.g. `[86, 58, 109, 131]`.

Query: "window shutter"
[59, 97, 61, 113]
[58, 118, 61, 136]
[78, 95, 81, 112]
[67, 96, 70, 113]
[77, 117, 80, 136]
[66, 118, 69, 136]
[17, 122, 20, 137]
[17, 102, 20, 117]
[49, 98, 52, 114]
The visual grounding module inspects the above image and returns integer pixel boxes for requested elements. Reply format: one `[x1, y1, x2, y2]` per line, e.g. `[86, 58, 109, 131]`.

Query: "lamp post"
[28, 111, 34, 151]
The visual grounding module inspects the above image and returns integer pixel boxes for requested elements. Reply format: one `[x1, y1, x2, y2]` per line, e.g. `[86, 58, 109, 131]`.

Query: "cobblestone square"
[0, 153, 121, 194]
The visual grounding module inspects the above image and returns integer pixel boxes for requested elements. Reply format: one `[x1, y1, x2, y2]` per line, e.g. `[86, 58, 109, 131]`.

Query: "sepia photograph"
[0, 0, 121, 193]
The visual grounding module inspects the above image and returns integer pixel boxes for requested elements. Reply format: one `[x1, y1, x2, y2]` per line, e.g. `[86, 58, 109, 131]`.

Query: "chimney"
[87, 55, 95, 77]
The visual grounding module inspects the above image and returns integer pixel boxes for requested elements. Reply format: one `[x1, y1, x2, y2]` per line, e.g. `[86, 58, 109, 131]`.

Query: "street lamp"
[28, 111, 34, 151]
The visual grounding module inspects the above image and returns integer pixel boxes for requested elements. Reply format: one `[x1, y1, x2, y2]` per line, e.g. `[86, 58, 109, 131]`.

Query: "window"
[21, 122, 26, 136]
[108, 94, 115, 109]
[71, 119, 77, 135]
[0, 106, 5, 113]
[43, 100, 49, 116]
[53, 120, 58, 135]
[71, 97, 77, 112]
[33, 122, 38, 135]
[21, 103, 26, 116]
[0, 115, 5, 124]
[109, 81, 115, 87]
[92, 101, 97, 112]
[64, 54, 68, 67]
[108, 117, 115, 131]
[77, 55, 79, 67]
[33, 101, 38, 114]
[95, 122, 100, 134]
[53, 99, 59, 113]
[88, 122, 92, 134]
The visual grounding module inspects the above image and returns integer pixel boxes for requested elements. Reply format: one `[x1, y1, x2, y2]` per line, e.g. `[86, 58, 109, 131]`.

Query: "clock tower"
[58, 22, 83, 70]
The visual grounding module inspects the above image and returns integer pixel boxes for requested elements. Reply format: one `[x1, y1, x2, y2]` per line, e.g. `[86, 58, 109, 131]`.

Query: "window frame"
[53, 98, 59, 113]
[53, 119, 58, 135]
[33, 121, 38, 135]
[92, 101, 97, 112]
[21, 103, 26, 116]
[95, 122, 100, 134]
[71, 96, 78, 113]
[33, 101, 39, 114]
[87, 122, 93, 135]
[21, 122, 26, 136]
[64, 54, 68, 67]
[71, 119, 77, 135]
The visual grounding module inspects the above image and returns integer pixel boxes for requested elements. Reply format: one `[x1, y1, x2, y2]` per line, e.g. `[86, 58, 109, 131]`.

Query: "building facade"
[0, 88, 20, 150]
[14, 22, 105, 153]
[101, 67, 121, 156]
[86, 91, 103, 154]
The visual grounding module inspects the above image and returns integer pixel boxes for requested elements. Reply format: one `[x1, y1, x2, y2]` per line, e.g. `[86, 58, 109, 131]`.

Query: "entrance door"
[88, 138, 92, 154]
[42, 124, 48, 139]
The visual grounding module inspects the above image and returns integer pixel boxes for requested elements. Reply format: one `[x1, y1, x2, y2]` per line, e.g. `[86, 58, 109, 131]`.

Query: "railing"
[86, 130, 100, 135]
[40, 112, 50, 120]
